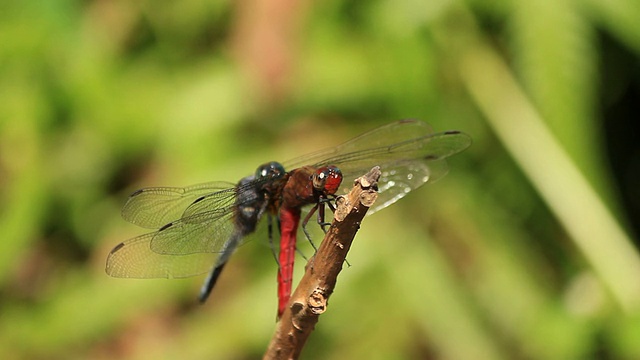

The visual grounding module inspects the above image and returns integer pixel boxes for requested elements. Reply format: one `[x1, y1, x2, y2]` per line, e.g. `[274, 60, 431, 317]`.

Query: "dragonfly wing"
[369, 158, 448, 214]
[105, 232, 218, 278]
[152, 176, 269, 255]
[320, 128, 470, 213]
[312, 128, 471, 171]
[284, 120, 435, 169]
[179, 177, 262, 220]
[122, 181, 236, 229]
[149, 209, 239, 255]
[284, 120, 470, 186]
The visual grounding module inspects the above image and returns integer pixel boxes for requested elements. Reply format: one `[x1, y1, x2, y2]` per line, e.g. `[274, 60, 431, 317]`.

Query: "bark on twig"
[263, 166, 381, 360]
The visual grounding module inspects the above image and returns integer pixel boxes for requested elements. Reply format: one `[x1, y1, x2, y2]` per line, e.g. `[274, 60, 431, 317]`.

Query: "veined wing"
[122, 181, 236, 229]
[108, 179, 269, 277]
[285, 120, 471, 213]
[365, 158, 449, 214]
[147, 205, 240, 255]
[105, 231, 218, 279]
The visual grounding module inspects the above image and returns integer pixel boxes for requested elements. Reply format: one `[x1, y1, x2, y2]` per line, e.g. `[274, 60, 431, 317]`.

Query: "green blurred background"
[2, 0, 640, 359]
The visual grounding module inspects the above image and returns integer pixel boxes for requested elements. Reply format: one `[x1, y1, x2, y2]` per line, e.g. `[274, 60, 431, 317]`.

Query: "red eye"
[313, 166, 343, 195]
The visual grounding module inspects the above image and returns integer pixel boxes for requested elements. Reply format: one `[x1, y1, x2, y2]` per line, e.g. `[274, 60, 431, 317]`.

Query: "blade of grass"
[458, 36, 640, 312]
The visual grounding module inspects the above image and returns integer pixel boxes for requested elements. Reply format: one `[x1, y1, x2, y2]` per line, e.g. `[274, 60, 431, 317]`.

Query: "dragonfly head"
[255, 161, 286, 181]
[313, 165, 343, 195]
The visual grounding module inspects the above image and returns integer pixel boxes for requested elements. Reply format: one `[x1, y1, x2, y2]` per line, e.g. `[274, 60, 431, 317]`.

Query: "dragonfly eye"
[255, 161, 285, 180]
[312, 165, 343, 194]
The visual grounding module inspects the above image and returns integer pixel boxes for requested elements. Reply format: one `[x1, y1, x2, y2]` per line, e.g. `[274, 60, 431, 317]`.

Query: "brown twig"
[263, 166, 381, 360]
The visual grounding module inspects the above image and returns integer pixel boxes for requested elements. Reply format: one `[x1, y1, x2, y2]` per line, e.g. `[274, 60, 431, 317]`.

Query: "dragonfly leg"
[295, 247, 309, 261]
[268, 214, 282, 268]
[302, 198, 351, 267]
[316, 196, 352, 267]
[323, 195, 337, 213]
[301, 204, 319, 252]
[317, 197, 336, 232]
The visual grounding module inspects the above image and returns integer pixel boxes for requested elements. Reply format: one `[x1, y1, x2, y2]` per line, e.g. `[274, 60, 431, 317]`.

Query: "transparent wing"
[122, 181, 236, 229]
[286, 120, 471, 213]
[148, 207, 239, 255]
[367, 158, 449, 214]
[105, 232, 218, 279]
[107, 195, 270, 278]
[285, 120, 460, 168]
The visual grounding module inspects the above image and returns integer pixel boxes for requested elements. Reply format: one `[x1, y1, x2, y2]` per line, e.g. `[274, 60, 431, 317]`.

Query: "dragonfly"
[105, 119, 472, 318]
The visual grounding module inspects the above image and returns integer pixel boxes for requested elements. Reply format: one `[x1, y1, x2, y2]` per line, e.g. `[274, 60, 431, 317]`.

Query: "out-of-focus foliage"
[1, 0, 639, 359]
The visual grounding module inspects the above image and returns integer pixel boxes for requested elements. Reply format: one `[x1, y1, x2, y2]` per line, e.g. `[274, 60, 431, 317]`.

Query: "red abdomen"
[277, 206, 300, 318]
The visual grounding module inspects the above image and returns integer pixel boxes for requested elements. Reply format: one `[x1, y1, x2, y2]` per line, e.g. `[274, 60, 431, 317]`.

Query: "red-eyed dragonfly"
[105, 119, 472, 318]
